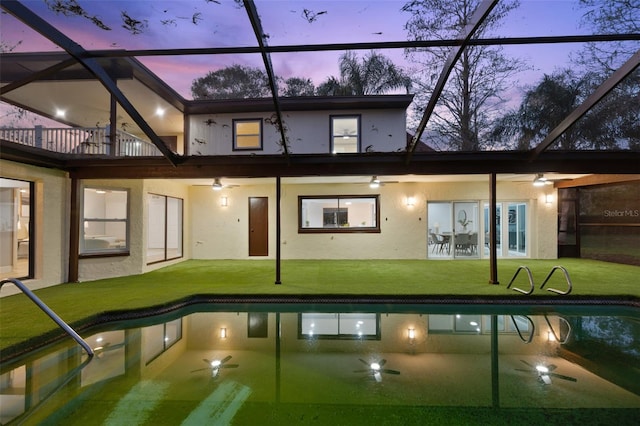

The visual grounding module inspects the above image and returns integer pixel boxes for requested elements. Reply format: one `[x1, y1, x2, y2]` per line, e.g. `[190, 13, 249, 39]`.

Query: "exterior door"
[249, 197, 268, 256]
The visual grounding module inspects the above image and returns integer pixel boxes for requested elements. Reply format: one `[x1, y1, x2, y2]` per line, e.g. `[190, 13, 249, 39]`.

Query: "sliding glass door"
[428, 201, 479, 259]
[147, 194, 183, 264]
[483, 202, 528, 257]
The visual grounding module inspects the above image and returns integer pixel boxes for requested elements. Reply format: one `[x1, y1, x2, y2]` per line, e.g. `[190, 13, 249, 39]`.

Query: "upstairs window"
[331, 115, 360, 153]
[233, 119, 262, 151]
[81, 188, 129, 255]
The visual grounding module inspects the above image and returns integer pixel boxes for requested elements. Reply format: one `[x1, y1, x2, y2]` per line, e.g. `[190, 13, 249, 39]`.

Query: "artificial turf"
[1, 258, 639, 354]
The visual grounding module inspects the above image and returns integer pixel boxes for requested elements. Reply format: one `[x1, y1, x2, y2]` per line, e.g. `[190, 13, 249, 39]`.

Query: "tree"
[316, 51, 412, 96]
[191, 64, 271, 100]
[491, 70, 631, 150]
[577, 0, 639, 73]
[575, 0, 640, 150]
[493, 1, 640, 151]
[281, 77, 316, 97]
[191, 66, 319, 99]
[402, 0, 526, 151]
[491, 71, 587, 150]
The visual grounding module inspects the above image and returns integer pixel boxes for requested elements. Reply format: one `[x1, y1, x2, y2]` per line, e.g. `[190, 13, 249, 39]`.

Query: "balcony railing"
[0, 126, 163, 157]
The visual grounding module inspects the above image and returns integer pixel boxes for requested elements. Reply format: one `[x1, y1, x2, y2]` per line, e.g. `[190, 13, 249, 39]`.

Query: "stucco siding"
[0, 160, 69, 295]
[187, 109, 407, 155]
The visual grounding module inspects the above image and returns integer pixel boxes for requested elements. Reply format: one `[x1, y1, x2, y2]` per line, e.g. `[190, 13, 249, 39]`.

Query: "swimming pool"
[2, 301, 639, 425]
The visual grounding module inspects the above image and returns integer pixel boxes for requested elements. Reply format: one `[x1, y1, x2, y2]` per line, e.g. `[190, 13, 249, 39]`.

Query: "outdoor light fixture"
[212, 178, 223, 191]
[408, 327, 415, 341]
[369, 176, 380, 188]
[155, 107, 165, 117]
[533, 173, 551, 187]
[220, 196, 228, 207]
[547, 330, 556, 342]
[220, 327, 227, 339]
[406, 197, 415, 207]
[55, 108, 66, 118]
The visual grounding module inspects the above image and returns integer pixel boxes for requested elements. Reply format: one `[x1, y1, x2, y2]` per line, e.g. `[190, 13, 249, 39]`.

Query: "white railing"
[0, 126, 163, 157]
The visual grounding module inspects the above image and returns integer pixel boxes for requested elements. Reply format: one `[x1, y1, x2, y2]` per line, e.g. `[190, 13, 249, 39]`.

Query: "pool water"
[2, 303, 639, 425]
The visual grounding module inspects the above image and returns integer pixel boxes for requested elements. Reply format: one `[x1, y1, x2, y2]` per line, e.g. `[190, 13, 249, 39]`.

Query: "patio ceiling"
[1, 0, 639, 174]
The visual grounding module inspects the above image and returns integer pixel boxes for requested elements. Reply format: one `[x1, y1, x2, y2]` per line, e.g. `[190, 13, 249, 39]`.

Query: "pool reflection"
[2, 307, 639, 424]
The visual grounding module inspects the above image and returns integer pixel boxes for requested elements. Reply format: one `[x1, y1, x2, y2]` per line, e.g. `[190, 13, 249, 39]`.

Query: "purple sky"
[1, 1, 593, 99]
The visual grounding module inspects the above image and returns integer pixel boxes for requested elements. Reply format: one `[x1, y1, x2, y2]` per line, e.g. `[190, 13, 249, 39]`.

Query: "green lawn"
[1, 258, 639, 354]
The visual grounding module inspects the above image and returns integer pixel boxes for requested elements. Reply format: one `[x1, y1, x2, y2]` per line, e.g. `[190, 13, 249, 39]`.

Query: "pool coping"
[2, 294, 639, 363]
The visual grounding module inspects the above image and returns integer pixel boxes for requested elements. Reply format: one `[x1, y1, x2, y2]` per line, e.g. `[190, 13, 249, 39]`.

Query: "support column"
[68, 176, 79, 283]
[275, 176, 282, 284]
[109, 94, 117, 156]
[491, 315, 500, 408]
[489, 172, 499, 284]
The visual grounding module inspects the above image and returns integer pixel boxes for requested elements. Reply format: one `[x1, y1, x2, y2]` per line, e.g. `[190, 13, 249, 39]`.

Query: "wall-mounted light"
[408, 327, 415, 342]
[220, 327, 227, 339]
[155, 107, 165, 117]
[220, 196, 228, 207]
[547, 330, 556, 342]
[545, 194, 553, 205]
[406, 197, 415, 207]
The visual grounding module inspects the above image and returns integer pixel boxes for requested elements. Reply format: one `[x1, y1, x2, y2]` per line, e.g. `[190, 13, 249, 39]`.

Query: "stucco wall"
[190, 183, 278, 259]
[0, 160, 69, 295]
[77, 179, 192, 281]
[188, 179, 557, 260]
[77, 179, 145, 281]
[187, 109, 407, 155]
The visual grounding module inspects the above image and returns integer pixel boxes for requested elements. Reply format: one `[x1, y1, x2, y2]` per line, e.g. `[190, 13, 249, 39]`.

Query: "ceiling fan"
[191, 355, 239, 379]
[354, 358, 400, 382]
[368, 176, 398, 188]
[211, 178, 239, 191]
[516, 360, 577, 385]
[90, 338, 125, 359]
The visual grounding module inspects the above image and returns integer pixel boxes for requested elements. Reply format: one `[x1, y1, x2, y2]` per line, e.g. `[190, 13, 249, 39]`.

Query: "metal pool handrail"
[0, 278, 94, 357]
[539, 266, 573, 295]
[506, 266, 535, 295]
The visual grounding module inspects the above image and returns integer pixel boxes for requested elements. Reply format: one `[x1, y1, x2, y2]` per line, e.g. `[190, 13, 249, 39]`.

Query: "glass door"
[428, 201, 478, 259]
[453, 202, 478, 258]
[427, 202, 452, 258]
[508, 203, 527, 256]
[483, 203, 502, 257]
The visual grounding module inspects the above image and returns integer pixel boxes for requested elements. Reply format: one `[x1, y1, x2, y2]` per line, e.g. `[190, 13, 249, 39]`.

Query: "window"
[143, 318, 183, 365]
[299, 313, 380, 340]
[233, 119, 262, 150]
[428, 315, 531, 334]
[331, 115, 360, 153]
[147, 194, 183, 264]
[299, 195, 380, 233]
[81, 188, 129, 255]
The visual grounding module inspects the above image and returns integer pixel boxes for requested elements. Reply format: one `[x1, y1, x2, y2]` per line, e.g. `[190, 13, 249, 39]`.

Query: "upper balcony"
[0, 125, 162, 157]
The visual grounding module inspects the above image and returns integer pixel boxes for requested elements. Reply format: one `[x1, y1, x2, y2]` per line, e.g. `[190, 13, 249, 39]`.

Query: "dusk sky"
[1, 0, 598, 99]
